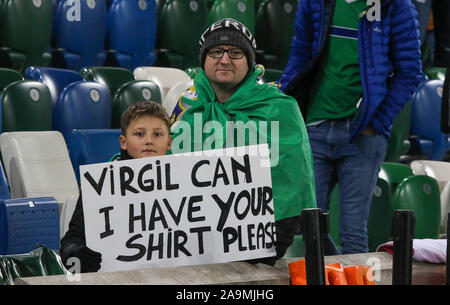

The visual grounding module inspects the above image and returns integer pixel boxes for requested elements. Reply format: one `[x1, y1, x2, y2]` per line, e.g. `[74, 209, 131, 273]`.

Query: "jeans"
[307, 118, 387, 254]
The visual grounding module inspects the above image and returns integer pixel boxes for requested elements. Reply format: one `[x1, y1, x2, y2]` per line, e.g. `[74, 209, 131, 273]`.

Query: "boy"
[60, 101, 172, 273]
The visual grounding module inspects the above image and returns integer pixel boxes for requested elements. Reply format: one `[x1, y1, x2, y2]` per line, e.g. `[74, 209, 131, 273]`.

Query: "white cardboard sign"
[80, 144, 276, 272]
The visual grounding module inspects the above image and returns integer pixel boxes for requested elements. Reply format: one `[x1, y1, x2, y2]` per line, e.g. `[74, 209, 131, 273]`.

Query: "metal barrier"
[391, 210, 415, 285]
[300, 208, 329, 285]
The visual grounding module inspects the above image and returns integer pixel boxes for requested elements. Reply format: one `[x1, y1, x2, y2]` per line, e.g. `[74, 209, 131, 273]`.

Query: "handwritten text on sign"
[80, 144, 276, 272]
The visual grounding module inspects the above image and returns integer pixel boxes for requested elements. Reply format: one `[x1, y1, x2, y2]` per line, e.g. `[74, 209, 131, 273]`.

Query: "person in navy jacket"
[279, 0, 424, 254]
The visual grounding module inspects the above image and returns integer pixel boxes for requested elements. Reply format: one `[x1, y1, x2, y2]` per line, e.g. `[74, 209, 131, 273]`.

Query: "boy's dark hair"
[121, 101, 170, 135]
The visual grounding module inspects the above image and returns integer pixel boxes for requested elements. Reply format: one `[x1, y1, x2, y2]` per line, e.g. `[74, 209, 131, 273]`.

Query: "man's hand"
[362, 124, 377, 136]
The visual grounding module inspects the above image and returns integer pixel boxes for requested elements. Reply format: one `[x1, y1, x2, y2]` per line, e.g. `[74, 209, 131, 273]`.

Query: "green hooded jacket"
[170, 67, 316, 221]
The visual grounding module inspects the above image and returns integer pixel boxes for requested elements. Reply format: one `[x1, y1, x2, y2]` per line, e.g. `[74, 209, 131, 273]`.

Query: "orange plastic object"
[343, 265, 375, 285]
[289, 259, 308, 285]
[289, 258, 375, 285]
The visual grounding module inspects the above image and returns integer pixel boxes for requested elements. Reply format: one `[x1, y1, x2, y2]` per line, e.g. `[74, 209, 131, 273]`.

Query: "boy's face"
[120, 115, 172, 159]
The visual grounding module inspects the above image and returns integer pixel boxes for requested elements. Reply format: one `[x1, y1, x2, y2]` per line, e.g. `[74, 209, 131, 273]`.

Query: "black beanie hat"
[199, 18, 257, 71]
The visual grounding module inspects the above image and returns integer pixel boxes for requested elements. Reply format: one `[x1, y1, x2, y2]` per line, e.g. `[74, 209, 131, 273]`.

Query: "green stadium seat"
[1, 81, 52, 132]
[379, 162, 414, 194]
[328, 185, 341, 251]
[80, 66, 135, 98]
[367, 178, 392, 252]
[384, 101, 412, 162]
[0, 68, 23, 91]
[207, 0, 256, 34]
[0, 0, 53, 73]
[391, 175, 441, 239]
[112, 80, 162, 128]
[185, 67, 202, 79]
[425, 66, 446, 81]
[261, 68, 283, 83]
[156, 0, 208, 69]
[255, 0, 297, 70]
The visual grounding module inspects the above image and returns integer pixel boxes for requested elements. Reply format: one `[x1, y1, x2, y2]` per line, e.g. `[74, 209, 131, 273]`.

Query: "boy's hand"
[71, 245, 102, 273]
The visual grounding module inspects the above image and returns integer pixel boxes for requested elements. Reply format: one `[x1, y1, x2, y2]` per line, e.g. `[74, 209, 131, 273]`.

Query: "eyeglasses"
[207, 48, 245, 59]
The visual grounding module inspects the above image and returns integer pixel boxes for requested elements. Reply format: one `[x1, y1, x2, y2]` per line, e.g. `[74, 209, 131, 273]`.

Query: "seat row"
[0, 66, 193, 135]
[0, 129, 446, 257]
[0, 0, 298, 74]
[282, 161, 446, 258]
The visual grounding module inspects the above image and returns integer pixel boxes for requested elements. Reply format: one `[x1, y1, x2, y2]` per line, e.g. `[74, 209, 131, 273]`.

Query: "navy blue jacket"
[279, 0, 425, 139]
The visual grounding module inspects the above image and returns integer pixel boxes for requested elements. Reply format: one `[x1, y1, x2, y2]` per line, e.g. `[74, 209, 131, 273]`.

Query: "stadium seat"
[0, 131, 79, 210]
[1, 80, 52, 132]
[207, 0, 256, 34]
[409, 80, 450, 160]
[156, 0, 208, 69]
[112, 80, 162, 128]
[80, 66, 135, 98]
[185, 67, 202, 79]
[52, 81, 111, 140]
[163, 79, 194, 116]
[379, 162, 414, 194]
[391, 175, 441, 239]
[25, 66, 84, 106]
[367, 178, 392, 252]
[66, 128, 121, 183]
[51, 0, 107, 70]
[0, 197, 60, 254]
[384, 101, 412, 162]
[260, 68, 283, 83]
[410, 160, 450, 235]
[425, 67, 446, 81]
[0, 161, 11, 201]
[0, 68, 23, 91]
[105, 0, 157, 70]
[134, 67, 191, 102]
[0, 0, 53, 73]
[327, 184, 341, 251]
[255, 0, 297, 70]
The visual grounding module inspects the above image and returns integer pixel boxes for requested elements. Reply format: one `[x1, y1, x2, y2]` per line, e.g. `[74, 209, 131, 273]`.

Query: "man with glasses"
[169, 18, 317, 265]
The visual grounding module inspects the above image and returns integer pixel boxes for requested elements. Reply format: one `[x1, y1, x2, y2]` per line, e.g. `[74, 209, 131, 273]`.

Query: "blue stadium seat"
[0, 161, 11, 201]
[105, 0, 157, 69]
[25, 66, 84, 106]
[66, 129, 121, 183]
[410, 80, 450, 160]
[51, 0, 107, 70]
[0, 197, 60, 255]
[52, 81, 111, 140]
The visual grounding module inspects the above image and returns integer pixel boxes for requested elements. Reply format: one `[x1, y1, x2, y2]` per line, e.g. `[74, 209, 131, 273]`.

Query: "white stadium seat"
[0, 131, 79, 213]
[133, 66, 190, 102]
[163, 79, 194, 116]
